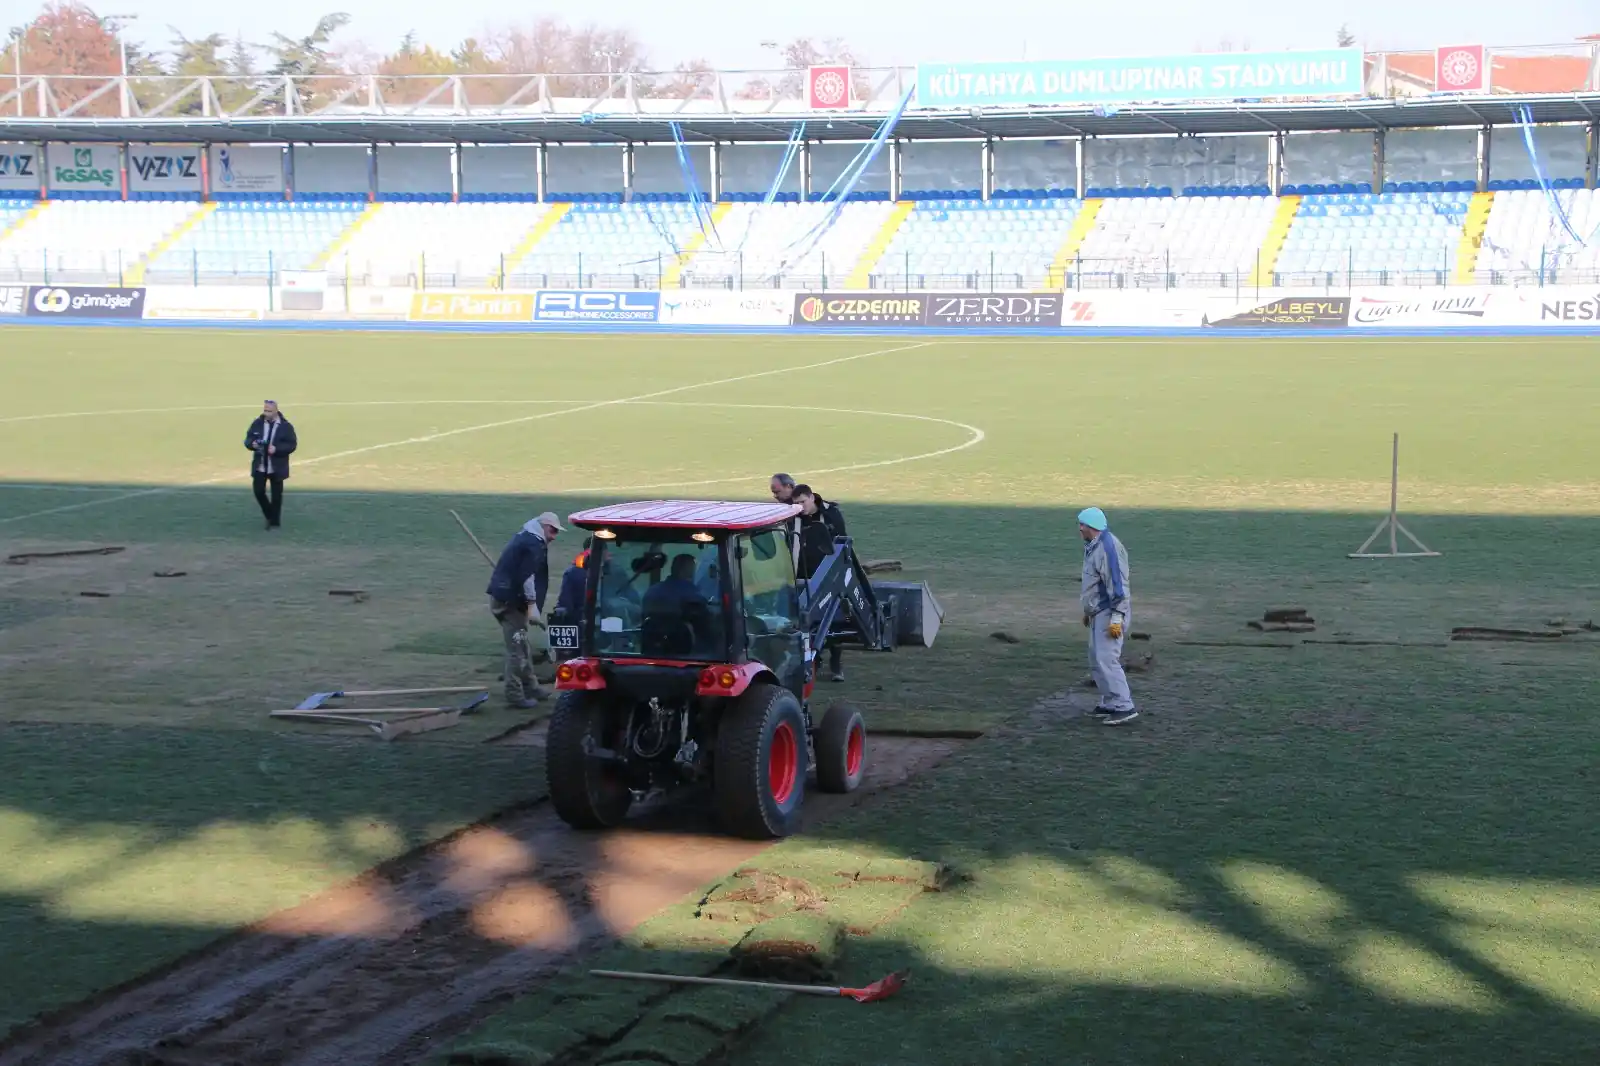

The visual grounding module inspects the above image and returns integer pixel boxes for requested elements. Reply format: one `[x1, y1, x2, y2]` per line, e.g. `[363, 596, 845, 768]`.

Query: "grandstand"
[1, 46, 1597, 293]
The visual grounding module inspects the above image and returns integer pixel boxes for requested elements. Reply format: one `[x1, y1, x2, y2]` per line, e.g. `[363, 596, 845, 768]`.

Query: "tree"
[650, 58, 715, 100]
[265, 13, 351, 78]
[1336, 24, 1357, 48]
[263, 12, 352, 112]
[377, 30, 458, 104]
[12, 2, 122, 116]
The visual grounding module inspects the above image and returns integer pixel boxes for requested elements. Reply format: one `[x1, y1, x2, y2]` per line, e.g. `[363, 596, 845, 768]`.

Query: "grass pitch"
[2, 325, 1599, 1059]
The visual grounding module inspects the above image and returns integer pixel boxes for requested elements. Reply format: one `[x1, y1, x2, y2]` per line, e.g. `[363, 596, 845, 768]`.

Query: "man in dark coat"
[244, 400, 297, 529]
[793, 484, 849, 682]
[486, 510, 564, 708]
[551, 537, 592, 628]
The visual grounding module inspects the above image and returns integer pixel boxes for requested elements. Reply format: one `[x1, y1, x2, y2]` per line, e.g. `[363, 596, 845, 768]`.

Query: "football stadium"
[1, 5, 1599, 1063]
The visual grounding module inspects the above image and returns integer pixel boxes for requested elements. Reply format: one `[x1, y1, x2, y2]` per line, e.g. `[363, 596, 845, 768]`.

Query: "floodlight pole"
[1348, 433, 1441, 559]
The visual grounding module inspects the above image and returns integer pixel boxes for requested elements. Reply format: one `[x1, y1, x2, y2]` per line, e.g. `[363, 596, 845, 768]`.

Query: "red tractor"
[544, 500, 925, 839]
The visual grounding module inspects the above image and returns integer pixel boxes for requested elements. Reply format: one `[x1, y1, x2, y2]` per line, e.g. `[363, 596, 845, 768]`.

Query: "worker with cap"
[1078, 507, 1137, 725]
[486, 510, 564, 709]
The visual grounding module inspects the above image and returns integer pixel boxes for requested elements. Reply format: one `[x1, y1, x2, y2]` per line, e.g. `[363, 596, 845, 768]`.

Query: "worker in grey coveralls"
[486, 510, 563, 709]
[1079, 507, 1138, 725]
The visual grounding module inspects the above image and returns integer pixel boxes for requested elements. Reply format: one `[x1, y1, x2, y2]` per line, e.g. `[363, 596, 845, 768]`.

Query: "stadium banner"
[1346, 288, 1496, 328]
[46, 143, 119, 194]
[1201, 296, 1350, 328]
[143, 285, 267, 320]
[1483, 286, 1600, 326]
[0, 142, 41, 192]
[128, 144, 202, 193]
[210, 145, 285, 193]
[924, 293, 1064, 327]
[409, 291, 536, 323]
[1057, 293, 1205, 328]
[533, 290, 660, 323]
[375, 146, 453, 196]
[659, 292, 793, 326]
[24, 285, 146, 319]
[915, 48, 1363, 108]
[293, 145, 370, 195]
[793, 292, 1066, 328]
[0, 284, 26, 315]
[793, 293, 926, 327]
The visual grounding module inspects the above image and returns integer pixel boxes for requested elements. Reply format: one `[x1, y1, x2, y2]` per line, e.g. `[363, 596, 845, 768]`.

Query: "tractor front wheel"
[814, 700, 866, 794]
[546, 691, 632, 830]
[714, 683, 807, 839]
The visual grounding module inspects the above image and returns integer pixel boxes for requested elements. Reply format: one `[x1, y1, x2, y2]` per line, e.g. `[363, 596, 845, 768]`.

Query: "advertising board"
[0, 143, 41, 193]
[25, 285, 146, 319]
[533, 290, 660, 323]
[128, 144, 203, 193]
[1347, 290, 1495, 327]
[793, 291, 1064, 328]
[409, 291, 535, 323]
[47, 144, 119, 194]
[915, 48, 1362, 108]
[659, 292, 793, 326]
[1524, 288, 1600, 324]
[210, 145, 285, 193]
[143, 285, 268, 320]
[794, 293, 926, 327]
[924, 293, 1063, 327]
[0, 285, 26, 316]
[1202, 296, 1350, 328]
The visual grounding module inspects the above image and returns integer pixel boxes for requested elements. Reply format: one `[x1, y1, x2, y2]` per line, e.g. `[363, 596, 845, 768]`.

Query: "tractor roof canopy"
[569, 500, 801, 534]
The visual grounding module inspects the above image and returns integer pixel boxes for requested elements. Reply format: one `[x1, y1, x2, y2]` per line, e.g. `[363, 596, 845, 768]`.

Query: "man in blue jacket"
[1078, 506, 1136, 725]
[487, 510, 564, 708]
[243, 400, 297, 529]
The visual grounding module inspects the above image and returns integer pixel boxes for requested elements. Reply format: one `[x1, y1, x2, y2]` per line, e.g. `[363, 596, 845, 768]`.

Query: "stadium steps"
[311, 203, 382, 270]
[659, 202, 735, 289]
[843, 201, 915, 289]
[1245, 195, 1302, 287]
[126, 202, 216, 284]
[1039, 199, 1102, 291]
[494, 203, 573, 284]
[0, 200, 49, 244]
[1452, 191, 1495, 283]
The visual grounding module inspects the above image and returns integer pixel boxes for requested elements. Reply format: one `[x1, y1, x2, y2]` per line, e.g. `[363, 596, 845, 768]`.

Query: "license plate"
[548, 625, 580, 650]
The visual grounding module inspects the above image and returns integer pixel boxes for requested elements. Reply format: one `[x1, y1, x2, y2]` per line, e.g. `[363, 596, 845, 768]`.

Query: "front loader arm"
[798, 536, 896, 657]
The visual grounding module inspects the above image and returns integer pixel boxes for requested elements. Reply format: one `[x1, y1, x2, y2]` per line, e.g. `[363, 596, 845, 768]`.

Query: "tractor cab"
[550, 501, 811, 697]
[542, 500, 936, 841]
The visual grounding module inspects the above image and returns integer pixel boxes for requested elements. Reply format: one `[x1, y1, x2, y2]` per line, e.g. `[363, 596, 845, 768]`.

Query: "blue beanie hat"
[1077, 507, 1108, 531]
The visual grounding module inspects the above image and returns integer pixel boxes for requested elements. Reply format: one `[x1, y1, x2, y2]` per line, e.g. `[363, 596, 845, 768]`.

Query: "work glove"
[1108, 614, 1124, 640]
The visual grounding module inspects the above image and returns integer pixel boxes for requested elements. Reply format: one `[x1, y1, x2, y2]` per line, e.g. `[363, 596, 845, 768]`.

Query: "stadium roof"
[2, 92, 1597, 145]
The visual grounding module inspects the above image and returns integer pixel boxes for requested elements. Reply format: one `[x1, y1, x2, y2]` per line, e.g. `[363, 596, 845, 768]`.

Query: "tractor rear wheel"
[714, 682, 807, 839]
[546, 690, 632, 830]
[814, 700, 867, 794]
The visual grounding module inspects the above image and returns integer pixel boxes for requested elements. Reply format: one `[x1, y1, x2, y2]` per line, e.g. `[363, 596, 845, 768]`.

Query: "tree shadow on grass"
[1, 486, 1598, 1061]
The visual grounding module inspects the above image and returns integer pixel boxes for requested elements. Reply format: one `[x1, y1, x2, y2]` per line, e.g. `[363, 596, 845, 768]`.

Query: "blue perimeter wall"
[4, 319, 1598, 338]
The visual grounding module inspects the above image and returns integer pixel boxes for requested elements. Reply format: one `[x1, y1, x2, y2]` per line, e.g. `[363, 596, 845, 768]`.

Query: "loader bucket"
[870, 581, 944, 648]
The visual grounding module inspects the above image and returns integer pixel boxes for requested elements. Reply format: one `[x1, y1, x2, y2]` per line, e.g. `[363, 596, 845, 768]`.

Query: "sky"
[18, 0, 1600, 70]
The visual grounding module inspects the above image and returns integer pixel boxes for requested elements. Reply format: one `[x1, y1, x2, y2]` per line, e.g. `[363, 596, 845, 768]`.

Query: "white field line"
[0, 399, 600, 425]
[0, 402, 984, 499]
[0, 342, 932, 526]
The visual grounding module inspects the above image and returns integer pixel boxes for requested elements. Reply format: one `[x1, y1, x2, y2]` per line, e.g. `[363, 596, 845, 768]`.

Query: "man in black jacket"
[244, 400, 297, 529]
[793, 484, 849, 682]
[486, 510, 564, 708]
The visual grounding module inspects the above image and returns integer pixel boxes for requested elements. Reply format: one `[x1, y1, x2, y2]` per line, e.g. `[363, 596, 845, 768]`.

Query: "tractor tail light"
[699, 668, 717, 687]
[718, 669, 736, 689]
[575, 663, 593, 683]
[557, 664, 574, 683]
